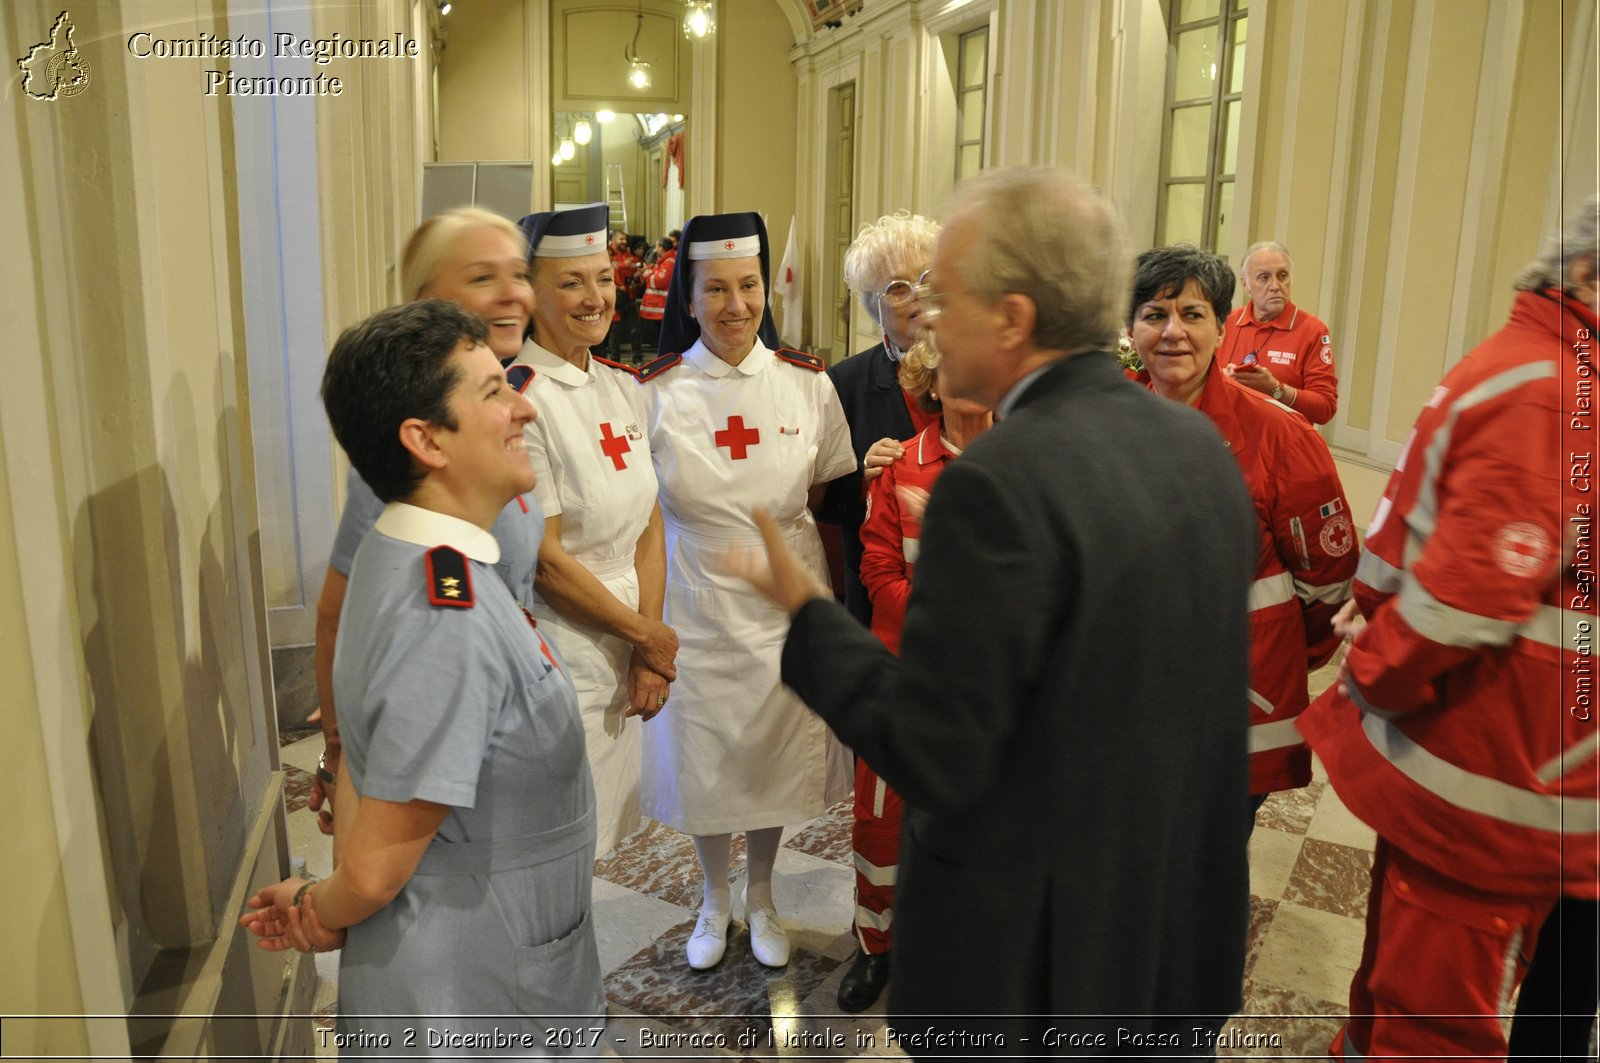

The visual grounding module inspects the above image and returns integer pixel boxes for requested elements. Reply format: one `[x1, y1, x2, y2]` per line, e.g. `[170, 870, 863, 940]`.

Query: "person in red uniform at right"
[1216, 241, 1339, 424]
[1299, 198, 1600, 1061]
[848, 337, 991, 1013]
[1129, 245, 1356, 821]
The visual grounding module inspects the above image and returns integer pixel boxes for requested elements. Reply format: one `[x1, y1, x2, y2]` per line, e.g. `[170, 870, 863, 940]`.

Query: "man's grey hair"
[1240, 240, 1292, 278]
[1514, 195, 1600, 293]
[947, 166, 1129, 354]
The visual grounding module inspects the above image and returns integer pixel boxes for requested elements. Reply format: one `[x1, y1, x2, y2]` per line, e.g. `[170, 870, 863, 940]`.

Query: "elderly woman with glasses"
[817, 212, 941, 629]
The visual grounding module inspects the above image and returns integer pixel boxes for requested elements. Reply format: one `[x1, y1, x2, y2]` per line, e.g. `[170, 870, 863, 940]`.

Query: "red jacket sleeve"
[1288, 328, 1338, 425]
[1267, 426, 1358, 668]
[1345, 398, 1561, 716]
[858, 463, 912, 649]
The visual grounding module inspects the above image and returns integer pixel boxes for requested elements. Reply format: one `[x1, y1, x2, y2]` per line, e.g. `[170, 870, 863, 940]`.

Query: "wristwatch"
[316, 750, 336, 787]
[1271, 381, 1286, 401]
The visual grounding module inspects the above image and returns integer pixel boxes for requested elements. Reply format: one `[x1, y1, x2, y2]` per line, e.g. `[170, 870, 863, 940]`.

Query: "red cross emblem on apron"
[599, 422, 631, 470]
[714, 415, 760, 460]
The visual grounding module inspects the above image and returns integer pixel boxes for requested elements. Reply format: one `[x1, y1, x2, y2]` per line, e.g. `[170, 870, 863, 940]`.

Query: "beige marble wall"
[1245, 0, 1595, 471]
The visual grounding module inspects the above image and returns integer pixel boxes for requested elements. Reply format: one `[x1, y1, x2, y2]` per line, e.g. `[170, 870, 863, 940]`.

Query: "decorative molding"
[1271, 0, 1307, 242]
[530, 0, 552, 212]
[1368, 0, 1436, 450]
[1329, 0, 1385, 443]
[1446, 0, 1520, 373]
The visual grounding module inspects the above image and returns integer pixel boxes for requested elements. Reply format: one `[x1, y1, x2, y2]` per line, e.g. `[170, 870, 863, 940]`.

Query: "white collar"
[375, 502, 501, 563]
[683, 336, 771, 378]
[515, 339, 590, 387]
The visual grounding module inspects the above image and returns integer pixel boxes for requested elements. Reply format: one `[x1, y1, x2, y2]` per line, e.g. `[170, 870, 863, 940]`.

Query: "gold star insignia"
[443, 587, 461, 598]
[441, 577, 460, 588]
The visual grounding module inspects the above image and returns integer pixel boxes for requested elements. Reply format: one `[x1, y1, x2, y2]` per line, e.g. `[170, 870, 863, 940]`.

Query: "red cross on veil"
[599, 422, 631, 470]
[714, 415, 760, 460]
[724, 240, 735, 250]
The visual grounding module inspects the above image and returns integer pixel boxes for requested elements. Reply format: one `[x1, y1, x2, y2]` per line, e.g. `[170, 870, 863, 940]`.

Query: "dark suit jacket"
[817, 343, 920, 626]
[784, 353, 1255, 1050]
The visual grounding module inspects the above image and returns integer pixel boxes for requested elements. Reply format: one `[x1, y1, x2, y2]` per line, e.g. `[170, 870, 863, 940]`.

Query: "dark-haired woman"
[639, 212, 854, 971]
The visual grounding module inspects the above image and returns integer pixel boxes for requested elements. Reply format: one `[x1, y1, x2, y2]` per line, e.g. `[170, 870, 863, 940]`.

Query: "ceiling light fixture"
[624, 1, 652, 90]
[574, 118, 592, 145]
[683, 0, 715, 39]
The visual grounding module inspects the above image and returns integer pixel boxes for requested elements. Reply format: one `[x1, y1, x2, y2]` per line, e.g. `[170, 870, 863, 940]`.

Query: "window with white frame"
[1157, 0, 1248, 252]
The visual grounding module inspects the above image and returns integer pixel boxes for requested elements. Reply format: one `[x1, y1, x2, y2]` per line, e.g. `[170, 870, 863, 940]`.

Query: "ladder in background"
[605, 162, 627, 233]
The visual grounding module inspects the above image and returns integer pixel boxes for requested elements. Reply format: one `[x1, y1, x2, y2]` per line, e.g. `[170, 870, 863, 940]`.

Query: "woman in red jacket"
[1128, 245, 1356, 823]
[846, 338, 991, 1010]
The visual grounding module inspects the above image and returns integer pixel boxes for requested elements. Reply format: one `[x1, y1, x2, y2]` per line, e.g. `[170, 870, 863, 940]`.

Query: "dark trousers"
[1509, 897, 1599, 1060]
[640, 316, 662, 355]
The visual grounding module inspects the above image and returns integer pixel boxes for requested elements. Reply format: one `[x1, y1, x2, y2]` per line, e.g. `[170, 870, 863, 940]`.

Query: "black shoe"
[836, 950, 890, 1013]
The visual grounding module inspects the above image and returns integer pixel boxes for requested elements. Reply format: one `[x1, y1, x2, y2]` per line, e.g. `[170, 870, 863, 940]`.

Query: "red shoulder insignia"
[776, 347, 826, 372]
[425, 545, 475, 608]
[593, 355, 641, 380]
[505, 364, 535, 393]
[636, 352, 682, 382]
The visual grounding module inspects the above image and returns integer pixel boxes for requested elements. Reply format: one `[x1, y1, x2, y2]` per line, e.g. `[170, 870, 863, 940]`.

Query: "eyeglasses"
[877, 270, 932, 309]
[911, 279, 955, 318]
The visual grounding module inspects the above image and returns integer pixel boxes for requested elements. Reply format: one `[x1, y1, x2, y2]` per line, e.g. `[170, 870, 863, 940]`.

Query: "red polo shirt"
[1217, 299, 1338, 424]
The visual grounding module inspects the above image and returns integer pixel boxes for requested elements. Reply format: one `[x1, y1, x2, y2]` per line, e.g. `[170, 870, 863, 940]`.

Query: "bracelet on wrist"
[292, 878, 317, 910]
[316, 750, 336, 786]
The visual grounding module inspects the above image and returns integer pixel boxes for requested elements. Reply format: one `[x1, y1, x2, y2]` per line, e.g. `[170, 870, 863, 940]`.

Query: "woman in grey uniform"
[241, 300, 604, 1056]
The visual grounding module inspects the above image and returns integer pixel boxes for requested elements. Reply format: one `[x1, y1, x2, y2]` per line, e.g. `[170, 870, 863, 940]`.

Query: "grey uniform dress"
[333, 502, 604, 1057]
[330, 465, 541, 603]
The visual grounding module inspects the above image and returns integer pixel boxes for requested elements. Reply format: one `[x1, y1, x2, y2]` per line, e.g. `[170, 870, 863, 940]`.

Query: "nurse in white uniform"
[510, 203, 676, 857]
[639, 212, 855, 970]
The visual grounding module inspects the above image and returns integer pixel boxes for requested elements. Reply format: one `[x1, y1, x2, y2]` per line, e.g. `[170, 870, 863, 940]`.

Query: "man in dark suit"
[733, 167, 1255, 1054]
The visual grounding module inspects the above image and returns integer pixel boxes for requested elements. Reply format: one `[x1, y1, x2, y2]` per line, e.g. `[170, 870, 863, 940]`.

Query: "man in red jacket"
[1299, 198, 1600, 1060]
[1217, 241, 1339, 424]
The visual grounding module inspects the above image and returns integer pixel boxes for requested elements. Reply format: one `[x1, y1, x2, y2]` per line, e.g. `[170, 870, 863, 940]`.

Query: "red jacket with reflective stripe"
[1217, 300, 1339, 424]
[639, 250, 675, 322]
[1138, 365, 1357, 793]
[858, 420, 959, 655]
[1299, 288, 1600, 898]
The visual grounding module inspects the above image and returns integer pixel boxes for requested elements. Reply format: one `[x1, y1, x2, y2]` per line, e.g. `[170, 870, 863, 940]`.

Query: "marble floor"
[273, 659, 1388, 1059]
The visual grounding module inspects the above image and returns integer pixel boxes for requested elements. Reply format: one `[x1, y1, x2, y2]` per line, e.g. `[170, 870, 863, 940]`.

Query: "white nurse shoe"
[686, 907, 731, 970]
[743, 891, 791, 968]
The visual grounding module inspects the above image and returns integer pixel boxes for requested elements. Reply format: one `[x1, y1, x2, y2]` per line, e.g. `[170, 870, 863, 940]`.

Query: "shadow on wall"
[71, 367, 286, 1049]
